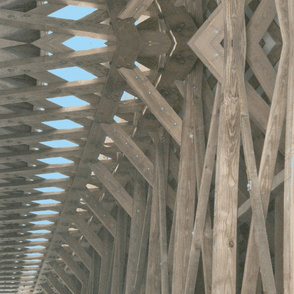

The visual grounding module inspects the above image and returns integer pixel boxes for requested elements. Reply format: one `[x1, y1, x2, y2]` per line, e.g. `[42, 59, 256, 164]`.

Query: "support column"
[284, 0, 294, 292]
[212, 1, 241, 293]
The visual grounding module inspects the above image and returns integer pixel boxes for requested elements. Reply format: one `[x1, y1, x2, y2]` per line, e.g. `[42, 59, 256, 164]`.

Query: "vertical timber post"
[212, 0, 241, 293]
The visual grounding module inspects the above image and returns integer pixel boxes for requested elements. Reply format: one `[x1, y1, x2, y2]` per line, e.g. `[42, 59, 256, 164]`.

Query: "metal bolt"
[247, 180, 252, 191]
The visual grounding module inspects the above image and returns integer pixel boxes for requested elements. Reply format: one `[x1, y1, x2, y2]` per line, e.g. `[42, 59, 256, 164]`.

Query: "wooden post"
[284, 0, 293, 292]
[212, 1, 241, 293]
[172, 65, 197, 294]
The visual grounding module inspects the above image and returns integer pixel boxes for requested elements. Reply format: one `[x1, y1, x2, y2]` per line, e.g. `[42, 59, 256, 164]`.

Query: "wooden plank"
[98, 231, 113, 294]
[51, 262, 77, 294]
[40, 283, 55, 294]
[172, 66, 197, 293]
[90, 161, 133, 217]
[185, 83, 221, 294]
[187, 2, 284, 149]
[100, 122, 154, 185]
[0, 79, 106, 106]
[125, 175, 147, 293]
[0, 147, 82, 164]
[275, 194, 284, 293]
[246, 0, 277, 100]
[235, 2, 276, 291]
[237, 169, 285, 223]
[90, 250, 101, 294]
[46, 272, 71, 294]
[283, 0, 293, 292]
[192, 62, 213, 294]
[146, 184, 161, 294]
[119, 67, 182, 145]
[61, 233, 92, 271]
[0, 9, 114, 40]
[241, 0, 289, 290]
[111, 208, 127, 294]
[0, 128, 87, 147]
[0, 106, 95, 129]
[155, 132, 169, 294]
[70, 214, 104, 256]
[79, 189, 117, 237]
[0, 47, 114, 79]
[212, 1, 241, 292]
[118, 0, 154, 20]
[45, 0, 106, 8]
[56, 248, 88, 285]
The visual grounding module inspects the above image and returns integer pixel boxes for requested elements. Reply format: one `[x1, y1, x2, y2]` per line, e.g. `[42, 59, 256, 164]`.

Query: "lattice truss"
[0, 0, 292, 293]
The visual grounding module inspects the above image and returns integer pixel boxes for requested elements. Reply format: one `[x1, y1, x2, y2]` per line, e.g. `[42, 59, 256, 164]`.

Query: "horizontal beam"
[0, 78, 106, 106]
[0, 9, 114, 40]
[0, 47, 115, 79]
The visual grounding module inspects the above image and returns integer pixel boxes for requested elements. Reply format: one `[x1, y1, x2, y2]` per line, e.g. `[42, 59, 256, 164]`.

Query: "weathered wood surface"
[0, 0, 290, 293]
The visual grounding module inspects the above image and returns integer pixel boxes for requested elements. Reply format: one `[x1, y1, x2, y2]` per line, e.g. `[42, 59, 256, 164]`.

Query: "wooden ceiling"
[0, 0, 292, 293]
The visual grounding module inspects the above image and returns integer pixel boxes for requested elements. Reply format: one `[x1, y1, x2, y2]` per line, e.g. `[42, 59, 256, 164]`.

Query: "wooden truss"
[0, 0, 293, 293]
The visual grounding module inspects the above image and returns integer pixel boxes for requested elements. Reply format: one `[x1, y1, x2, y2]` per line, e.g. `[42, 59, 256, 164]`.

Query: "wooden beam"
[79, 189, 117, 237]
[238, 169, 285, 223]
[61, 233, 92, 271]
[172, 66, 197, 293]
[125, 175, 147, 293]
[146, 186, 161, 294]
[40, 283, 55, 294]
[46, 272, 71, 294]
[70, 214, 104, 256]
[0, 9, 114, 40]
[118, 0, 153, 20]
[0, 79, 105, 106]
[100, 122, 154, 185]
[283, 0, 293, 292]
[0, 47, 114, 79]
[236, 2, 276, 291]
[111, 208, 127, 294]
[119, 67, 182, 145]
[185, 83, 221, 294]
[98, 230, 113, 294]
[154, 131, 169, 294]
[0, 128, 86, 147]
[0, 106, 94, 129]
[56, 247, 88, 285]
[45, 0, 106, 8]
[212, 1, 241, 292]
[90, 161, 133, 217]
[241, 0, 289, 290]
[129, 186, 151, 293]
[51, 262, 77, 294]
